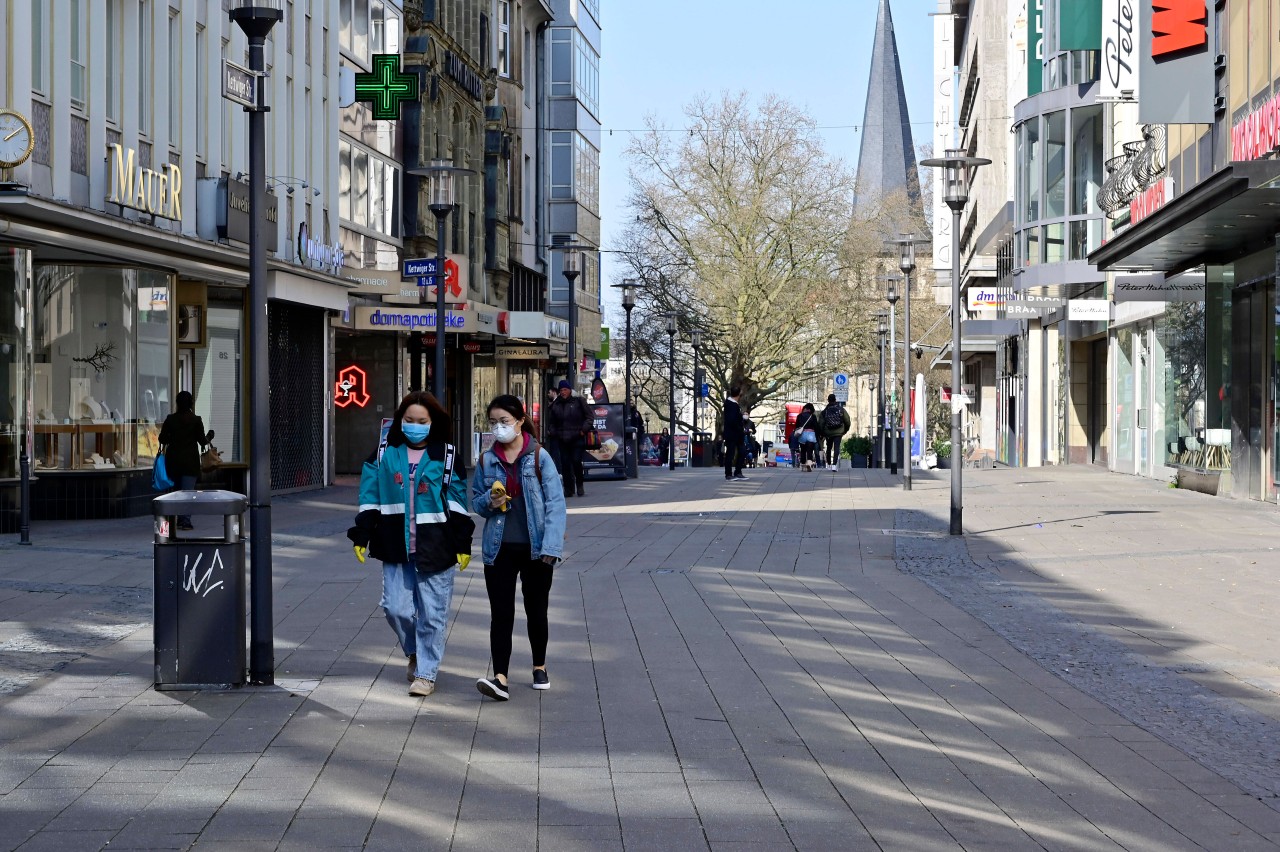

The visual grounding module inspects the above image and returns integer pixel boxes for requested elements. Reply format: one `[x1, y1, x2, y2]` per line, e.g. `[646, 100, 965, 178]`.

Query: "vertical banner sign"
[932, 11, 954, 272]
[1101, 0, 1140, 99]
[1059, 0, 1103, 49]
[1139, 0, 1214, 123]
[1028, 0, 1044, 97]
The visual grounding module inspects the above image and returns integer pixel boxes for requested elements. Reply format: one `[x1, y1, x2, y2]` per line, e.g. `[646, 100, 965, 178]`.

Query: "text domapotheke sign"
[106, 143, 182, 220]
[354, 306, 477, 332]
[1232, 90, 1280, 161]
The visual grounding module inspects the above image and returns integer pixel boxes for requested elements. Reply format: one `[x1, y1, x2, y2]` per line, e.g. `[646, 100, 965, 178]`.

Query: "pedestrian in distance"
[545, 380, 593, 498]
[658, 427, 671, 466]
[723, 385, 747, 481]
[158, 390, 214, 530]
[347, 391, 475, 699]
[794, 403, 821, 471]
[471, 395, 567, 701]
[819, 393, 851, 471]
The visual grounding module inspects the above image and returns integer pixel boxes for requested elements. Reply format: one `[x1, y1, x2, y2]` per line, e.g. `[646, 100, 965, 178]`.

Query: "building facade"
[1, 0, 349, 530]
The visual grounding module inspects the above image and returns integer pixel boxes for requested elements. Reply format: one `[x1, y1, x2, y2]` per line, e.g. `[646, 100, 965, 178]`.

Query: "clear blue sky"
[598, 0, 938, 319]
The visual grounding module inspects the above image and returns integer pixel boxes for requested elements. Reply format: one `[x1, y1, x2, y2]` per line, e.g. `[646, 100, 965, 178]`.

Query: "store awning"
[1089, 160, 1280, 273]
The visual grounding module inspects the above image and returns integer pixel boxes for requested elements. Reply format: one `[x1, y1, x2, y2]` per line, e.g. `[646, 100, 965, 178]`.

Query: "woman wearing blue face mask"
[471, 395, 566, 700]
[347, 391, 475, 698]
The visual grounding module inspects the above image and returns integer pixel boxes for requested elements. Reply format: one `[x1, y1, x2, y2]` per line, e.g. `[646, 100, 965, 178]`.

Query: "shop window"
[1044, 111, 1066, 219]
[1158, 303, 1208, 469]
[1, 248, 31, 481]
[1022, 121, 1040, 223]
[30, 266, 171, 473]
[192, 301, 243, 463]
[1070, 106, 1103, 216]
[1044, 223, 1065, 264]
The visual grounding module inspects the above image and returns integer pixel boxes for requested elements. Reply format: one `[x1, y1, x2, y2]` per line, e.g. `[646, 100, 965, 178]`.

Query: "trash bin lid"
[153, 489, 247, 516]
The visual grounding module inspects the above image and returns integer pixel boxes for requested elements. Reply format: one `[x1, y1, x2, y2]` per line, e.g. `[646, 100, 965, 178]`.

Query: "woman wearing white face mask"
[471, 395, 566, 700]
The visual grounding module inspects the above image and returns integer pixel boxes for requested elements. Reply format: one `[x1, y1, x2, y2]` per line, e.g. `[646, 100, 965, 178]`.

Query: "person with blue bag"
[470, 395, 566, 701]
[346, 391, 475, 698]
[158, 391, 212, 530]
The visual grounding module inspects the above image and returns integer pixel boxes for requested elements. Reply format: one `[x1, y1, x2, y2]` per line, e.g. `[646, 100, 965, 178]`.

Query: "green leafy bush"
[844, 435, 873, 458]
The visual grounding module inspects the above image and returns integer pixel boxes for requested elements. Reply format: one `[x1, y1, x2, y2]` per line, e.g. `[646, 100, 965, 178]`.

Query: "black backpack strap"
[440, 443, 456, 518]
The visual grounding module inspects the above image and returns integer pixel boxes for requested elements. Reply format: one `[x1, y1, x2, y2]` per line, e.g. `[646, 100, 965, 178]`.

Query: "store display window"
[31, 265, 171, 472]
[1, 247, 33, 480]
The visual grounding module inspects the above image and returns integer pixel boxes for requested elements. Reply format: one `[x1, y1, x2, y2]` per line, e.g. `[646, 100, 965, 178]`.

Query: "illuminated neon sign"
[335, 365, 371, 408]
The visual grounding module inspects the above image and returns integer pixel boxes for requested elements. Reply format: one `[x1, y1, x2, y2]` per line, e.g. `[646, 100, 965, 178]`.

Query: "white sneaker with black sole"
[476, 677, 509, 701]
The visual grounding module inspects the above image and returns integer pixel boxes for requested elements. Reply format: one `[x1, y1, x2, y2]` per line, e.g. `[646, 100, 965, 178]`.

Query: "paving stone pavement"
[1, 465, 1279, 850]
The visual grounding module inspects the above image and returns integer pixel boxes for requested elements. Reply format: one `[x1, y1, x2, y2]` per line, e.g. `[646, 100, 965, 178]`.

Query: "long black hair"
[487, 394, 534, 434]
[387, 391, 451, 447]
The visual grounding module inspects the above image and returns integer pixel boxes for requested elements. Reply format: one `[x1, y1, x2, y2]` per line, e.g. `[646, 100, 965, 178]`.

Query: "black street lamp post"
[229, 0, 283, 685]
[666, 313, 677, 471]
[690, 329, 703, 439]
[875, 311, 887, 469]
[611, 278, 639, 477]
[881, 274, 902, 476]
[893, 235, 920, 492]
[409, 160, 473, 402]
[921, 149, 990, 535]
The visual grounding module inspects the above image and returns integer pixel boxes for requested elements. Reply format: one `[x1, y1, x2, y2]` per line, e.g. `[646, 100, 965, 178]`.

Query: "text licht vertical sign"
[933, 7, 953, 272]
[1101, 0, 1141, 99]
[1139, 0, 1215, 123]
[1028, 0, 1044, 97]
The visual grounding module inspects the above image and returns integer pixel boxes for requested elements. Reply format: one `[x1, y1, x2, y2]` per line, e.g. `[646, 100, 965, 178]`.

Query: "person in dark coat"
[723, 385, 746, 481]
[544, 380, 593, 497]
[158, 391, 212, 530]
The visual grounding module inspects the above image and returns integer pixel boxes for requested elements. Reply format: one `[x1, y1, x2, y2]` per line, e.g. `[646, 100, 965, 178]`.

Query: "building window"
[550, 131, 572, 199]
[550, 28, 573, 97]
[524, 28, 532, 106]
[574, 134, 600, 214]
[196, 26, 207, 156]
[70, 0, 87, 110]
[138, 1, 152, 136]
[574, 31, 600, 117]
[32, 0, 48, 95]
[1043, 111, 1066, 219]
[1020, 120, 1040, 223]
[497, 0, 511, 78]
[106, 1, 121, 123]
[168, 11, 182, 146]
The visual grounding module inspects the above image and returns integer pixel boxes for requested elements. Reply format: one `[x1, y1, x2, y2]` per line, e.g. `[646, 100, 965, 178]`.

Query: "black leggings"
[484, 543, 554, 678]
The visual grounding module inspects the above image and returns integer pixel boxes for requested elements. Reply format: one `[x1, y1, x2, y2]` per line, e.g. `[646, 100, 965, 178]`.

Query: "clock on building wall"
[0, 109, 35, 169]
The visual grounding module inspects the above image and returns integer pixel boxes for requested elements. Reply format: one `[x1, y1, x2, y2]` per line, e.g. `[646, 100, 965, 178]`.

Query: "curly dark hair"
[387, 391, 451, 446]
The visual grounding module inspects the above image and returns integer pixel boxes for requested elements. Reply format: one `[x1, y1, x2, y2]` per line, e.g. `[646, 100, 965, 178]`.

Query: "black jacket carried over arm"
[159, 411, 207, 480]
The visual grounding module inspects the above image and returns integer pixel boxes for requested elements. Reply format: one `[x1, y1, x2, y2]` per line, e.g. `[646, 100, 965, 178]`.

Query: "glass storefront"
[30, 265, 170, 472]
[1, 247, 33, 481]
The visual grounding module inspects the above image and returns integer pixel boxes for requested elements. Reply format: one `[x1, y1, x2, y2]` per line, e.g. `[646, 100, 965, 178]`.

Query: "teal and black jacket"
[346, 440, 474, 572]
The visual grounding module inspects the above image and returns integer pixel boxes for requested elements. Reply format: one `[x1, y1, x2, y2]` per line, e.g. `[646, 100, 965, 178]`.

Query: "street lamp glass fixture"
[563, 247, 582, 278]
[690, 329, 703, 348]
[666, 314, 677, 335]
[877, 318, 887, 336]
[898, 234, 917, 275]
[919, 149, 991, 210]
[409, 160, 474, 214]
[619, 278, 637, 308]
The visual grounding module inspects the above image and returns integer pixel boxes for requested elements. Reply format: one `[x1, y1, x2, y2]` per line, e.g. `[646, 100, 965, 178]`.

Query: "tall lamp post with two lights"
[892, 235, 920, 492]
[665, 313, 677, 470]
[229, 0, 283, 685]
[690, 329, 703, 441]
[611, 278, 639, 477]
[921, 149, 990, 535]
[410, 160, 474, 401]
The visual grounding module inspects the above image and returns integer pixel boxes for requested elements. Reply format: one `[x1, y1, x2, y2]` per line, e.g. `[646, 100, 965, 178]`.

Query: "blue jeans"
[381, 562, 456, 681]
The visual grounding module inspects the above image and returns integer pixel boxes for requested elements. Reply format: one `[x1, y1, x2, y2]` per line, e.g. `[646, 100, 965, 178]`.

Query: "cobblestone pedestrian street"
[2, 465, 1280, 850]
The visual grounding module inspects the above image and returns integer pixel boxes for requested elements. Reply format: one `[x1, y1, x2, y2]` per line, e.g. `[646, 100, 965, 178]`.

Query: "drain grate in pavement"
[880, 529, 947, 538]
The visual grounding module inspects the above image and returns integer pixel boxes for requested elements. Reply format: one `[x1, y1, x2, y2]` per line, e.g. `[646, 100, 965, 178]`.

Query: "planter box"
[936, 455, 952, 469]
[850, 454, 870, 468]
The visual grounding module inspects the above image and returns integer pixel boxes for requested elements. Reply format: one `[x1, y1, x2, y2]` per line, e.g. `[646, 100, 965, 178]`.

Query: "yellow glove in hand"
[353, 545, 368, 564]
[457, 554, 472, 571]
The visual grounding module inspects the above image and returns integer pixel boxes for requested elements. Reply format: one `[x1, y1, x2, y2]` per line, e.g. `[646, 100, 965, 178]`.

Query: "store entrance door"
[1230, 279, 1276, 501]
[1088, 338, 1108, 466]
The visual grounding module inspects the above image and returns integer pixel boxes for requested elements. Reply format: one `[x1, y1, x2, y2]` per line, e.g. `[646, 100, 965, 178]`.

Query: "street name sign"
[222, 60, 258, 109]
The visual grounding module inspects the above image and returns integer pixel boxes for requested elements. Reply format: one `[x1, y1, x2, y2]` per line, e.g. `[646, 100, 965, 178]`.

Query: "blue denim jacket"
[470, 439, 566, 564]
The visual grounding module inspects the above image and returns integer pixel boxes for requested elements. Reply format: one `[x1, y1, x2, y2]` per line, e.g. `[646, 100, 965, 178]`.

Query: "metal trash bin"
[153, 490, 247, 690]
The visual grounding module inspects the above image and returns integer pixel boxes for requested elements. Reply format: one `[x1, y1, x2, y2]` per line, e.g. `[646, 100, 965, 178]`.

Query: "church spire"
[855, 0, 920, 209]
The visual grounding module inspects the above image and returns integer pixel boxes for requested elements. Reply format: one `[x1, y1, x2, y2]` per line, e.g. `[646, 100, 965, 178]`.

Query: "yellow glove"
[353, 545, 368, 564]
[457, 554, 472, 571]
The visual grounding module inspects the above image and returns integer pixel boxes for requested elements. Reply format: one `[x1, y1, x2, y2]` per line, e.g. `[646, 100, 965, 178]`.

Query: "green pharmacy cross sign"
[354, 54, 419, 121]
